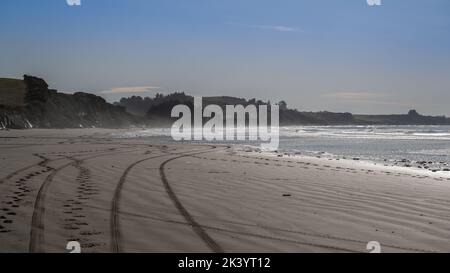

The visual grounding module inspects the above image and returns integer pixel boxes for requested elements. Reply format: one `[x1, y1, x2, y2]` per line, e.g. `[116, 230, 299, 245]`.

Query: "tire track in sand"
[0, 154, 51, 184]
[110, 146, 225, 253]
[158, 146, 225, 253]
[28, 148, 140, 253]
[29, 159, 75, 252]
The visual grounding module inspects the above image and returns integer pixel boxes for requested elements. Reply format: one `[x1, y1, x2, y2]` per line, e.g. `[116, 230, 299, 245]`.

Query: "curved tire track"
[110, 155, 166, 253]
[158, 147, 225, 253]
[0, 154, 51, 184]
[28, 148, 140, 253]
[110, 146, 224, 253]
[29, 159, 75, 252]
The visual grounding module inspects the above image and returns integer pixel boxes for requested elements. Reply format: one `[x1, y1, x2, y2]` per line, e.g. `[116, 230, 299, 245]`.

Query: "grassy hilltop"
[0, 78, 27, 107]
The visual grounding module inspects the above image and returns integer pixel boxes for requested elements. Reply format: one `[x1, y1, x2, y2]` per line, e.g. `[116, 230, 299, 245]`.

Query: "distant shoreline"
[2, 76, 450, 130]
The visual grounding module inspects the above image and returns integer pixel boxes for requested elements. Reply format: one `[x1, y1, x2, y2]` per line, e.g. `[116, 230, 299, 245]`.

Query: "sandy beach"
[1, 129, 450, 253]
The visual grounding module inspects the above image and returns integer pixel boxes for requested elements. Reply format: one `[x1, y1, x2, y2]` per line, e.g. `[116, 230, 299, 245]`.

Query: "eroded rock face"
[0, 107, 32, 129]
[1, 75, 138, 129]
[24, 75, 50, 102]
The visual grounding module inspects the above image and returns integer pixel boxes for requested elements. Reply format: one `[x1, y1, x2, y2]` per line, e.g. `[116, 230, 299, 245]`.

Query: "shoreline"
[2, 127, 450, 179]
[238, 146, 450, 181]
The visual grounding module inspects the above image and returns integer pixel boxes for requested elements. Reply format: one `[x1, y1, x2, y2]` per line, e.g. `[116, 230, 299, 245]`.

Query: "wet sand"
[1, 129, 450, 253]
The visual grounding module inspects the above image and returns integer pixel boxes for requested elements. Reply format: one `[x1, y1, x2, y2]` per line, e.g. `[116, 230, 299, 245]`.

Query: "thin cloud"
[99, 86, 160, 94]
[253, 25, 298, 32]
[227, 22, 299, 32]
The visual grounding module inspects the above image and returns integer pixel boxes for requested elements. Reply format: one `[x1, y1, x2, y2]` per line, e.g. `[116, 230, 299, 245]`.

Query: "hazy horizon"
[1, 0, 449, 116]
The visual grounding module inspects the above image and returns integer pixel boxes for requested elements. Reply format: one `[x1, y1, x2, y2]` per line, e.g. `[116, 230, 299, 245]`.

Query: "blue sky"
[1, 0, 450, 115]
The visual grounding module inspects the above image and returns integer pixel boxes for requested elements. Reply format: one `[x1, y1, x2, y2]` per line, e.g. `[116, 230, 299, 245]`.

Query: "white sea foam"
[111, 125, 450, 175]
[111, 125, 450, 140]
[280, 125, 450, 140]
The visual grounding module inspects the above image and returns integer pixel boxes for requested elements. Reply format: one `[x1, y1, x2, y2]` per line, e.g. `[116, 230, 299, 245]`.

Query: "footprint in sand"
[64, 226, 80, 230]
[80, 231, 102, 236]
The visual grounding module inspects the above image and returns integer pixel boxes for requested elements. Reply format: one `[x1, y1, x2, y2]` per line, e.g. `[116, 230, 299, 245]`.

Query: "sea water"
[112, 125, 450, 173]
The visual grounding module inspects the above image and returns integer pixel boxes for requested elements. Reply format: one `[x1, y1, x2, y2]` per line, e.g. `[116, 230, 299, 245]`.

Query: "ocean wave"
[281, 125, 450, 140]
[110, 125, 450, 141]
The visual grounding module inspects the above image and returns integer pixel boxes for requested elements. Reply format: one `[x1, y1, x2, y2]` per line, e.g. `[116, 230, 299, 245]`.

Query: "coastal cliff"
[0, 75, 137, 129]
